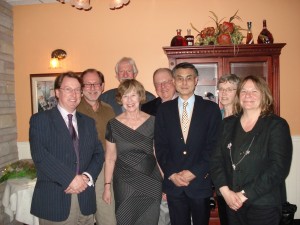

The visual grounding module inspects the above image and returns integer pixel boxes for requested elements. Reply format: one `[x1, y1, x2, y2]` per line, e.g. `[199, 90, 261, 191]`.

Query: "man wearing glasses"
[141, 68, 177, 116]
[154, 62, 221, 225]
[77, 69, 116, 225]
[29, 72, 103, 225]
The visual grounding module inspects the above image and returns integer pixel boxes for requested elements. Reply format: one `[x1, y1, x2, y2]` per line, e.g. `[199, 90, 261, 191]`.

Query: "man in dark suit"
[29, 72, 103, 225]
[154, 62, 221, 225]
[141, 68, 176, 116]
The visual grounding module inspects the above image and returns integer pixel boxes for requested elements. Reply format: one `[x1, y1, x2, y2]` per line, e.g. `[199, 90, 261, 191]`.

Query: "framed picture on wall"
[30, 73, 59, 114]
[30, 72, 81, 114]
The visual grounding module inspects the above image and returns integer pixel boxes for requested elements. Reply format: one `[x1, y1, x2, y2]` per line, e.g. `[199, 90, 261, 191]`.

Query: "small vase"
[171, 29, 187, 46]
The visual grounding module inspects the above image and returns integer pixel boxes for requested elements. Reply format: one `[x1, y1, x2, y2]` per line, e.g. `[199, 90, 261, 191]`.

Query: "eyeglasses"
[60, 87, 82, 94]
[174, 75, 195, 83]
[154, 80, 173, 89]
[218, 88, 237, 93]
[83, 83, 102, 89]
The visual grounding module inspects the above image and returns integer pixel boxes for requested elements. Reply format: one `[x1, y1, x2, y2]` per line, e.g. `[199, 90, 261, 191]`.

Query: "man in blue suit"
[154, 62, 221, 225]
[29, 72, 104, 225]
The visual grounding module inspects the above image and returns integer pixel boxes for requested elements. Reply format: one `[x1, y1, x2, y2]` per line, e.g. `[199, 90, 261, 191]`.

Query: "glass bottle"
[246, 22, 254, 44]
[170, 29, 187, 46]
[185, 29, 194, 46]
[257, 19, 274, 44]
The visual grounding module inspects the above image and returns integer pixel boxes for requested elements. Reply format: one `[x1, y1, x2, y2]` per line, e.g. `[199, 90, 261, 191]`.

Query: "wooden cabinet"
[163, 43, 285, 115]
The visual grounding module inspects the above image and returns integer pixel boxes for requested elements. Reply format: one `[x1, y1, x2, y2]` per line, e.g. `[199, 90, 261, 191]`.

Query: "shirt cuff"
[83, 172, 94, 187]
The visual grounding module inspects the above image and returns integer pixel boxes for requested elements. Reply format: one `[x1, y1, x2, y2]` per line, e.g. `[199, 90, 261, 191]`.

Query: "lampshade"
[70, 0, 91, 10]
[50, 49, 67, 69]
[109, 0, 130, 9]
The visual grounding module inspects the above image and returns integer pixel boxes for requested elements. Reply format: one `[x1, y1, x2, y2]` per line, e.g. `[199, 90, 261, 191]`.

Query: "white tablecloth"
[2, 178, 39, 225]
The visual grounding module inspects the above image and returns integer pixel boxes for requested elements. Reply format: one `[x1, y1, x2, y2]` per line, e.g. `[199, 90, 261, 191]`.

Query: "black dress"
[106, 116, 162, 225]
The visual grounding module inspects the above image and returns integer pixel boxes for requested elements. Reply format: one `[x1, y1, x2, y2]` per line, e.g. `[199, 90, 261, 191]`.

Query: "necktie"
[182, 101, 189, 133]
[67, 114, 79, 174]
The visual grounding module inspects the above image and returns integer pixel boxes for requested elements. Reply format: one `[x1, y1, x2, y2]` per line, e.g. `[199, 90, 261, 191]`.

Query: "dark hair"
[217, 74, 240, 89]
[172, 62, 198, 77]
[116, 79, 146, 105]
[54, 71, 82, 90]
[81, 68, 105, 83]
[235, 75, 274, 116]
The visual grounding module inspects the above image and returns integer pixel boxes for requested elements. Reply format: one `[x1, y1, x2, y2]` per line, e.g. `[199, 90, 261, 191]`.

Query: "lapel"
[50, 107, 72, 143]
[185, 96, 202, 144]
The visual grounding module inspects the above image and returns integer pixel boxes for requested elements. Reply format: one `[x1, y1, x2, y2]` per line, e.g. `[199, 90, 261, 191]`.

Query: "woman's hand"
[220, 186, 243, 211]
[102, 189, 111, 204]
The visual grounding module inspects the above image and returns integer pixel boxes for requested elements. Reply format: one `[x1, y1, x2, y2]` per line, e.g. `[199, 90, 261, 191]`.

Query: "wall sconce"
[50, 49, 67, 69]
[109, 0, 130, 10]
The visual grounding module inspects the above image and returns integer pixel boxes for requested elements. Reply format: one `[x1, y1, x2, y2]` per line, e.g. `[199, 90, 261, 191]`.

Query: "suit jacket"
[101, 88, 156, 115]
[154, 95, 221, 198]
[141, 97, 162, 116]
[29, 107, 104, 221]
[210, 114, 292, 206]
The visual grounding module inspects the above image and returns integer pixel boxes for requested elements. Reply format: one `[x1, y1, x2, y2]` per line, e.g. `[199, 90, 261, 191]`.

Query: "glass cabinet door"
[194, 63, 218, 103]
[224, 56, 272, 82]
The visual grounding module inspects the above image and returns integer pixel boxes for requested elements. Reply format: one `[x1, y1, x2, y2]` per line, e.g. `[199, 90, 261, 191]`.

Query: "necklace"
[229, 136, 256, 170]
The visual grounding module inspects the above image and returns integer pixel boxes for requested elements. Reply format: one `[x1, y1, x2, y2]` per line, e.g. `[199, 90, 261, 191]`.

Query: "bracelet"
[104, 182, 111, 185]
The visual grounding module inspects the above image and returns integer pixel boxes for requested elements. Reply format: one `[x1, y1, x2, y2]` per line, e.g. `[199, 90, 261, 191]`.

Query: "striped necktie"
[182, 101, 189, 133]
[67, 114, 79, 174]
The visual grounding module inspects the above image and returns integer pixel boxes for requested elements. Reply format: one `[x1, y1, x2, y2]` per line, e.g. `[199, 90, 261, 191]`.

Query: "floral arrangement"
[0, 159, 36, 183]
[191, 10, 244, 45]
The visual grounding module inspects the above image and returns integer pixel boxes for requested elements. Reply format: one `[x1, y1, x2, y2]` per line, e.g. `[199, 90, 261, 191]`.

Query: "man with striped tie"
[29, 72, 103, 225]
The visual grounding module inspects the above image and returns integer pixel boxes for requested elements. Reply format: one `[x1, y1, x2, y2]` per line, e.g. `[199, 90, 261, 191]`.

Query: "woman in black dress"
[102, 79, 162, 225]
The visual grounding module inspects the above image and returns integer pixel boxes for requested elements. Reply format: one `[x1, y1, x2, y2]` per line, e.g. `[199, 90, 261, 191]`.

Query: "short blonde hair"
[116, 79, 146, 105]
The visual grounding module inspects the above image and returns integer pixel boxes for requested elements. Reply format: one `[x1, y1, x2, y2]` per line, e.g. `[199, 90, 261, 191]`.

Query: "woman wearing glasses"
[211, 75, 292, 225]
[214, 74, 241, 225]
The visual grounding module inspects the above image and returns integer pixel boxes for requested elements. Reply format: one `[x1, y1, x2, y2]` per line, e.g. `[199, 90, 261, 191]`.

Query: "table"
[2, 178, 39, 225]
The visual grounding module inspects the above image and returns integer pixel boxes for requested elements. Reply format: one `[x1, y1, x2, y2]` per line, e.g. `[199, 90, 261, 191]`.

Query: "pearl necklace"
[229, 136, 256, 171]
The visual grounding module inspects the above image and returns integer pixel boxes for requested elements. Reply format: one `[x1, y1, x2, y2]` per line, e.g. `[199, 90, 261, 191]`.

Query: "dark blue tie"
[67, 114, 79, 174]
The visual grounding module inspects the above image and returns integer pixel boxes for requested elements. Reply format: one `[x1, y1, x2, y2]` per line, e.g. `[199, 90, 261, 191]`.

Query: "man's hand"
[169, 173, 189, 187]
[65, 175, 88, 194]
[178, 170, 196, 182]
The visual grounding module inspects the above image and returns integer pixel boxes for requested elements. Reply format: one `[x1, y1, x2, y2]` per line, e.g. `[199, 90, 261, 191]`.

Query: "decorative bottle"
[246, 22, 254, 44]
[170, 29, 187, 46]
[257, 19, 274, 44]
[185, 29, 194, 46]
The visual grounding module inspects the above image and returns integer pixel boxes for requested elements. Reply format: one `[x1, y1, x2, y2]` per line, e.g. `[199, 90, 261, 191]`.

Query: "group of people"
[29, 57, 293, 225]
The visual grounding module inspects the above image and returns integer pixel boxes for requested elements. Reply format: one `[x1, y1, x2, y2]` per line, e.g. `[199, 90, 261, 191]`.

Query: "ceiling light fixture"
[57, 0, 92, 10]
[109, 0, 130, 10]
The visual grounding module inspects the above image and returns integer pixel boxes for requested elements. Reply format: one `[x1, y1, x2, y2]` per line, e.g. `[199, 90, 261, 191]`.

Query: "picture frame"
[30, 73, 59, 114]
[30, 72, 81, 114]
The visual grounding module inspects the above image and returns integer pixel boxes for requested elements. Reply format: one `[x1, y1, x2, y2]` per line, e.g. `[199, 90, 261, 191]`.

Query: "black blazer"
[210, 114, 292, 206]
[29, 107, 104, 221]
[154, 95, 221, 198]
[141, 97, 162, 116]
